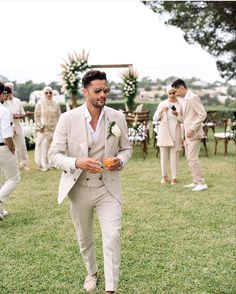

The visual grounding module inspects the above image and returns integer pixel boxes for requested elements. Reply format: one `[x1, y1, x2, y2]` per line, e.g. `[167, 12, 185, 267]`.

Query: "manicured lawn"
[0, 134, 235, 293]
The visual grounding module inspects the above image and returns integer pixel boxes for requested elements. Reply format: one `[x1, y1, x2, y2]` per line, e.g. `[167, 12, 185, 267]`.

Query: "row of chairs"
[124, 110, 235, 158]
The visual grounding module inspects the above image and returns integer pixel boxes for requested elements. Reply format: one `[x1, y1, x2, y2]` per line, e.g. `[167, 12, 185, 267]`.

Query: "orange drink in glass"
[103, 157, 114, 168]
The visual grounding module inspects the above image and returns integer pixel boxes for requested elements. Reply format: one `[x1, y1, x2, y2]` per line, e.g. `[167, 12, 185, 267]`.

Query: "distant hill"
[0, 74, 8, 82]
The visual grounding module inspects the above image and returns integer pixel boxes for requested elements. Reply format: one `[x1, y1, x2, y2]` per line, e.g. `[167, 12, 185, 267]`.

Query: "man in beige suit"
[0, 83, 20, 220]
[48, 70, 132, 293]
[172, 79, 208, 191]
[4, 82, 30, 170]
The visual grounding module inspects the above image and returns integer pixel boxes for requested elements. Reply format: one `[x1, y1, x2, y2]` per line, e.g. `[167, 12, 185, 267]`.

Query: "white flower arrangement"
[21, 117, 36, 150]
[121, 68, 138, 111]
[107, 121, 121, 139]
[60, 49, 90, 96]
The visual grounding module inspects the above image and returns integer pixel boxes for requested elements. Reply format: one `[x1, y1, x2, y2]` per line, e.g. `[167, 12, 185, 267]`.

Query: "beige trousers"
[184, 139, 205, 184]
[35, 132, 52, 170]
[14, 127, 29, 168]
[69, 184, 121, 292]
[160, 146, 179, 180]
[0, 146, 20, 203]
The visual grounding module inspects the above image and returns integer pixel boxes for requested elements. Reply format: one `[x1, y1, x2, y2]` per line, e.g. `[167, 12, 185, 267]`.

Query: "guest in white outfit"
[153, 84, 183, 185]
[34, 86, 61, 171]
[48, 70, 132, 293]
[172, 79, 208, 191]
[4, 82, 30, 170]
[0, 83, 20, 220]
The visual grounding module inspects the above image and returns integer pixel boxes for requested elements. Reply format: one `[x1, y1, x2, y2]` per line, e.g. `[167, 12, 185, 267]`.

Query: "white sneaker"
[192, 184, 208, 191]
[3, 210, 8, 216]
[184, 183, 197, 188]
[84, 274, 98, 292]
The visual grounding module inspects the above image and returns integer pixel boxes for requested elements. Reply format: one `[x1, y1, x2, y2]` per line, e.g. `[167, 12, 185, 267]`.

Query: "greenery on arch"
[121, 68, 139, 111]
[60, 50, 90, 97]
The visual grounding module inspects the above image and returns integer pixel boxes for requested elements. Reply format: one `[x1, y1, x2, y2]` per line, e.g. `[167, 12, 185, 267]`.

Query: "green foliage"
[143, 1, 236, 80]
[15, 80, 46, 101]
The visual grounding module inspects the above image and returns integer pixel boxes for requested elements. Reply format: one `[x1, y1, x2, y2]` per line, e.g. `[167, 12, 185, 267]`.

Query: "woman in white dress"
[153, 85, 183, 185]
[34, 86, 61, 171]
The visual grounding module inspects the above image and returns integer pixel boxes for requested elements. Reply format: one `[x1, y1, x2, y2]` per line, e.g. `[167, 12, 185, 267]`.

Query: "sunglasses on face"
[45, 92, 52, 95]
[90, 87, 110, 94]
[169, 92, 176, 95]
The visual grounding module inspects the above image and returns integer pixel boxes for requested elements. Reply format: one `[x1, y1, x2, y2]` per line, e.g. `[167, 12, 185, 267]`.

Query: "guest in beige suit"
[48, 70, 132, 293]
[172, 79, 208, 191]
[153, 84, 183, 185]
[34, 86, 61, 171]
[0, 83, 20, 220]
[4, 82, 30, 170]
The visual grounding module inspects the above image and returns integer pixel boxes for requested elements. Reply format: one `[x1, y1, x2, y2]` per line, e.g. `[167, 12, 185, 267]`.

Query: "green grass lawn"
[0, 134, 235, 294]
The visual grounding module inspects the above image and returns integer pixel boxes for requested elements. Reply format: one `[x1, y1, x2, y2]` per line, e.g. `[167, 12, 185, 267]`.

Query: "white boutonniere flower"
[107, 121, 121, 139]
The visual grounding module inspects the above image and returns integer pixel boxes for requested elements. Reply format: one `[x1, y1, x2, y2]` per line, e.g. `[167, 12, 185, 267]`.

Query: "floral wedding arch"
[60, 50, 138, 110]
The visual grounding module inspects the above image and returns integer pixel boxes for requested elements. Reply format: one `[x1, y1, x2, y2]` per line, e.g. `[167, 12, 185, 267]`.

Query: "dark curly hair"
[82, 70, 107, 88]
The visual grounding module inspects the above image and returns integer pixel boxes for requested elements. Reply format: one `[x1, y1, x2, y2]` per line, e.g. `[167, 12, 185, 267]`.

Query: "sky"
[0, 0, 225, 85]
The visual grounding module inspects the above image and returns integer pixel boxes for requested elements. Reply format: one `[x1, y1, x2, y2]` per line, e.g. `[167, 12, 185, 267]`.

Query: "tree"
[143, 1, 236, 80]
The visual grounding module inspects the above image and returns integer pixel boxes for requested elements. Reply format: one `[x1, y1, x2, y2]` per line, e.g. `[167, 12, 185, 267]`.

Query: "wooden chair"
[203, 110, 218, 136]
[152, 121, 160, 157]
[201, 124, 208, 157]
[126, 111, 150, 158]
[214, 119, 234, 155]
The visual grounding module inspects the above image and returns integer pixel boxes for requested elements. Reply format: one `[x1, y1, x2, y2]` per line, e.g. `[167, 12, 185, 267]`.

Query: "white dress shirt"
[84, 104, 106, 143]
[0, 104, 13, 143]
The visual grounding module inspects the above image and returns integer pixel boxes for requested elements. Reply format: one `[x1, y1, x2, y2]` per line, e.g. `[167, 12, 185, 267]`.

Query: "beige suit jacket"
[183, 90, 207, 140]
[154, 98, 183, 151]
[48, 104, 132, 204]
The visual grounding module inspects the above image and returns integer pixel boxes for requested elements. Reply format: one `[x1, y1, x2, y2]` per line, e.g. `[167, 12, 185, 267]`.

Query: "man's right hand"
[75, 158, 102, 174]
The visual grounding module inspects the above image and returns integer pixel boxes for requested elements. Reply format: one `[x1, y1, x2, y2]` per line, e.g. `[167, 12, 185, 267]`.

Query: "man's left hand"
[105, 157, 120, 171]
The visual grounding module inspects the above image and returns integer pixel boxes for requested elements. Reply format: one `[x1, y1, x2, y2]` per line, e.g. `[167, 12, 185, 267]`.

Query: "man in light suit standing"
[172, 79, 208, 191]
[4, 82, 30, 170]
[0, 82, 20, 220]
[48, 70, 132, 293]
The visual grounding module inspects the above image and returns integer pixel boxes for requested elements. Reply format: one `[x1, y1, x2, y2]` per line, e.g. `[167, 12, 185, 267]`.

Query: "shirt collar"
[84, 103, 107, 121]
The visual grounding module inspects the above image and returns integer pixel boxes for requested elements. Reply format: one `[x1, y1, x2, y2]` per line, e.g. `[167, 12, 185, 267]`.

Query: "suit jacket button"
[99, 177, 102, 180]
[74, 178, 76, 181]
[86, 178, 89, 181]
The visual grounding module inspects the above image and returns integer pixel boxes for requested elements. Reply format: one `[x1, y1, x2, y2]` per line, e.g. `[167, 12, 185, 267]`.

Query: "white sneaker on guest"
[184, 183, 197, 188]
[192, 184, 208, 191]
[84, 273, 98, 292]
[3, 210, 8, 216]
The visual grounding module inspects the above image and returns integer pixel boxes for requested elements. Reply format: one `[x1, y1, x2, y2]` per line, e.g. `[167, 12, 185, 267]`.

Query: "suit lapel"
[104, 110, 116, 156]
[72, 105, 88, 157]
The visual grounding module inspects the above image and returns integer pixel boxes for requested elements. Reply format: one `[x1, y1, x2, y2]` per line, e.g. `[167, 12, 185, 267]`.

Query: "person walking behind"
[48, 70, 132, 293]
[34, 86, 61, 171]
[172, 79, 208, 191]
[4, 82, 30, 170]
[153, 84, 183, 185]
[0, 83, 20, 220]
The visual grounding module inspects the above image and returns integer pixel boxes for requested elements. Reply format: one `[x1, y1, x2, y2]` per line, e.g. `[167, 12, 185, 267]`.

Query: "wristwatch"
[117, 159, 123, 171]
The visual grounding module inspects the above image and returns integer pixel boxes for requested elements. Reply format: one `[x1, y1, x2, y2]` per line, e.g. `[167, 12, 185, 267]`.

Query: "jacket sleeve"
[48, 113, 77, 173]
[116, 113, 132, 167]
[190, 95, 207, 132]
